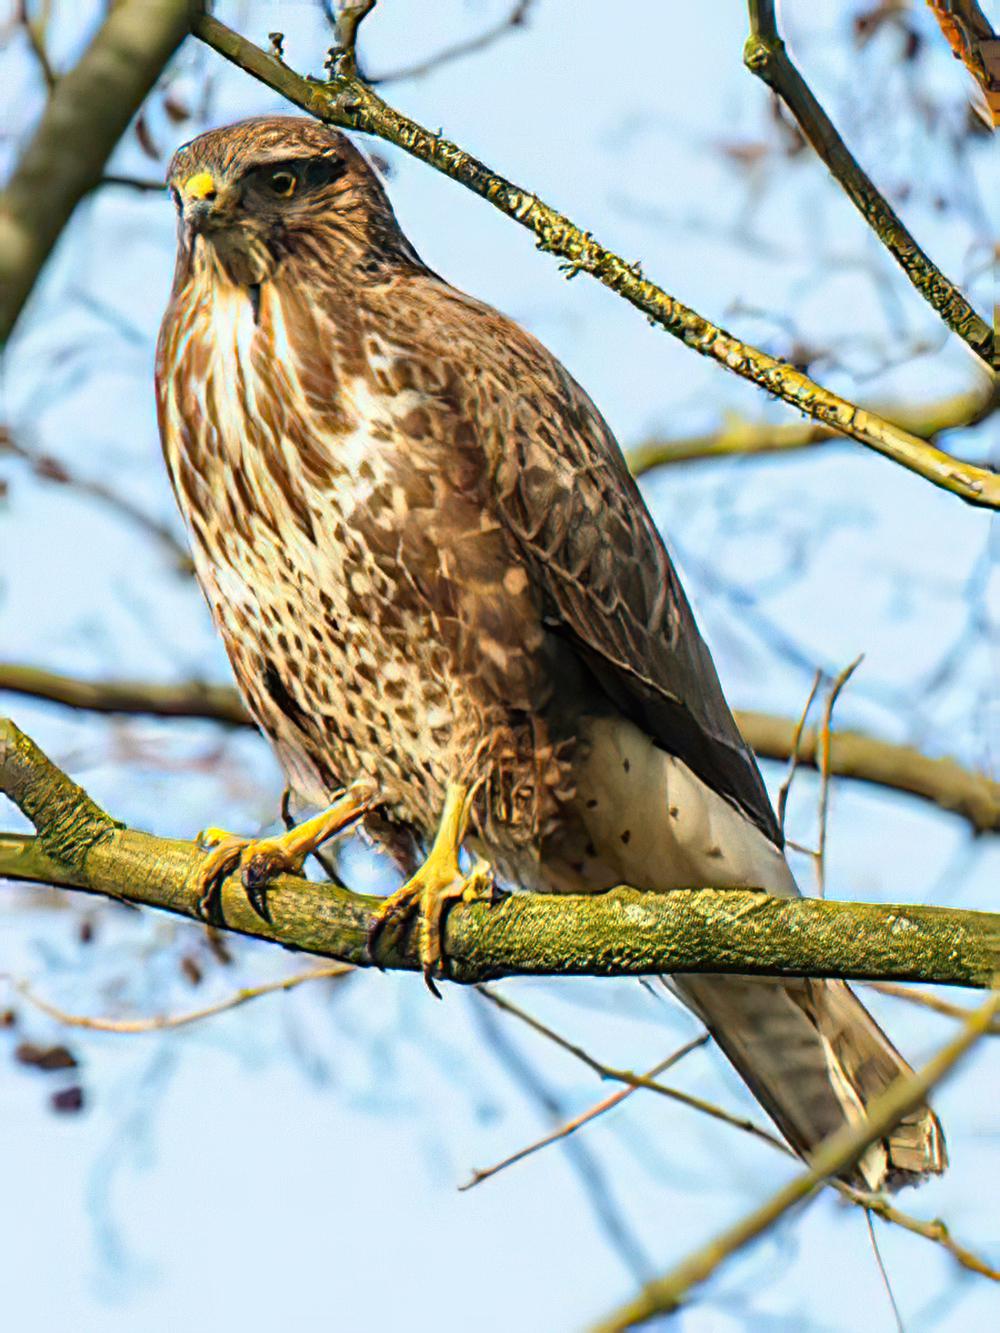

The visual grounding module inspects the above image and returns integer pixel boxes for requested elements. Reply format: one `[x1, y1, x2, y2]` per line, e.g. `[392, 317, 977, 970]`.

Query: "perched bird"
[156, 115, 945, 1191]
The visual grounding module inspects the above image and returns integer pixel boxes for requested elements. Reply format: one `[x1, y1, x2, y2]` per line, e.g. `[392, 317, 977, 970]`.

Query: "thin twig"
[777, 669, 821, 836]
[478, 986, 789, 1152]
[472, 990, 655, 1283]
[627, 381, 998, 475]
[866, 980, 1000, 1031]
[815, 656, 864, 897]
[1, 428, 191, 570]
[460, 1034, 710, 1190]
[478, 985, 1000, 1289]
[370, 1, 534, 85]
[10, 963, 352, 1033]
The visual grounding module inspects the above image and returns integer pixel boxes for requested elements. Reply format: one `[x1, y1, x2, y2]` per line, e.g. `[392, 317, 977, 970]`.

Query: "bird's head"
[166, 115, 401, 286]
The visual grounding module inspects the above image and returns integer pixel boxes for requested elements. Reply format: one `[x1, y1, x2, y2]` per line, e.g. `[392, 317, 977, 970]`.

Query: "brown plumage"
[156, 115, 945, 1190]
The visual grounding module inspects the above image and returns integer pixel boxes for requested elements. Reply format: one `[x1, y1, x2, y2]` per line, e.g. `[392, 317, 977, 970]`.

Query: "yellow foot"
[367, 782, 496, 994]
[192, 780, 378, 926]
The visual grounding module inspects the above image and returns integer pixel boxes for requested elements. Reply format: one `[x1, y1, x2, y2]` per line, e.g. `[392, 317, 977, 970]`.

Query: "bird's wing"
[465, 306, 781, 846]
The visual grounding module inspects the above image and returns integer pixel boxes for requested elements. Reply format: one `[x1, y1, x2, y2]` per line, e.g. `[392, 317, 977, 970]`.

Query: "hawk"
[156, 116, 945, 1191]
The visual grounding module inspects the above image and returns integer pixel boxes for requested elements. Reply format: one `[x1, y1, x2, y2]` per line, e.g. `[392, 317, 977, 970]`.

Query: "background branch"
[744, 0, 995, 366]
[3, 664, 995, 832]
[2, 719, 999, 988]
[626, 381, 997, 473]
[0, 0, 197, 343]
[593, 990, 1000, 1331]
[189, 14, 1000, 509]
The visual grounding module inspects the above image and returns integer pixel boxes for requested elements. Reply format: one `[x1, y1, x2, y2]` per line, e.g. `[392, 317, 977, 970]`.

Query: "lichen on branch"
[2, 718, 999, 988]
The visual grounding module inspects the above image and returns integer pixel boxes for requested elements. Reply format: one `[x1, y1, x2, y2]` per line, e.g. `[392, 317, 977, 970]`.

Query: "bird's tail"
[672, 972, 947, 1190]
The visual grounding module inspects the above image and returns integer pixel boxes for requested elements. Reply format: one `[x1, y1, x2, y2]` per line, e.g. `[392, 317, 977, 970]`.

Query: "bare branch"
[626, 381, 998, 475]
[592, 991, 1000, 1331]
[744, 0, 995, 366]
[3, 665, 996, 832]
[0, 428, 191, 571]
[189, 14, 1000, 508]
[477, 991, 1000, 1290]
[460, 1034, 710, 1190]
[370, 1, 535, 85]
[11, 962, 351, 1033]
[0, 0, 197, 343]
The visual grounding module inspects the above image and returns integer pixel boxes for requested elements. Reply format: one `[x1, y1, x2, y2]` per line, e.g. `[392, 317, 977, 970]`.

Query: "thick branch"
[2, 719, 999, 987]
[190, 15, 1000, 509]
[3, 665, 996, 833]
[744, 0, 995, 368]
[0, 0, 197, 343]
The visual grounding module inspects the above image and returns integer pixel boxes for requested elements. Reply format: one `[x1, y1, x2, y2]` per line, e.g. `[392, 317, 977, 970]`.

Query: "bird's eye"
[266, 169, 297, 197]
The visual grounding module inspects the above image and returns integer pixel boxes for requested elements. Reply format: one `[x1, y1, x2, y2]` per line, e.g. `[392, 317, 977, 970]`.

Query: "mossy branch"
[189, 13, 999, 510]
[0, 0, 199, 343]
[2, 718, 999, 987]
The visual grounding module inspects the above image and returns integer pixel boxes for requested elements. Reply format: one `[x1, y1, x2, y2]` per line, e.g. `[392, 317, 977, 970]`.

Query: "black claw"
[242, 860, 276, 924]
[197, 876, 228, 929]
[244, 878, 274, 924]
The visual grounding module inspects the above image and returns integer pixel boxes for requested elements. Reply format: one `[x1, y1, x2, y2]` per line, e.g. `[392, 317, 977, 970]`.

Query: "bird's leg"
[367, 781, 495, 994]
[193, 779, 378, 925]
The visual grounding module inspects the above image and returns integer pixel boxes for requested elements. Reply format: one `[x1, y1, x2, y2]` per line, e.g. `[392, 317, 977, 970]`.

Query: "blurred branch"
[0, 0, 197, 343]
[627, 381, 998, 474]
[190, 12, 1000, 508]
[15, 1, 57, 90]
[593, 990, 1000, 1331]
[0, 665, 250, 726]
[926, 0, 1000, 126]
[3, 664, 997, 832]
[740, 710, 1000, 835]
[868, 980, 1000, 1030]
[744, 0, 996, 367]
[3, 719, 1000, 986]
[0, 428, 192, 571]
[369, 1, 534, 84]
[471, 991, 654, 1283]
[11, 962, 351, 1032]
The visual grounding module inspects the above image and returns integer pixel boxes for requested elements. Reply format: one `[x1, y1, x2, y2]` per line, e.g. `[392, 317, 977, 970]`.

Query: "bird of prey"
[156, 116, 945, 1191]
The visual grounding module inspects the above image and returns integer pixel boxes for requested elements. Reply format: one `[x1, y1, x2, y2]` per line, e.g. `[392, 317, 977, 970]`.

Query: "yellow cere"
[182, 171, 217, 201]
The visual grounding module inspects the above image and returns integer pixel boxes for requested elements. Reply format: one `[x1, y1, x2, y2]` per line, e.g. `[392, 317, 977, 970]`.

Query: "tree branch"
[592, 989, 1000, 1331]
[744, 0, 995, 368]
[626, 381, 998, 474]
[189, 13, 999, 509]
[0, 0, 198, 344]
[3, 664, 996, 833]
[2, 718, 999, 987]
